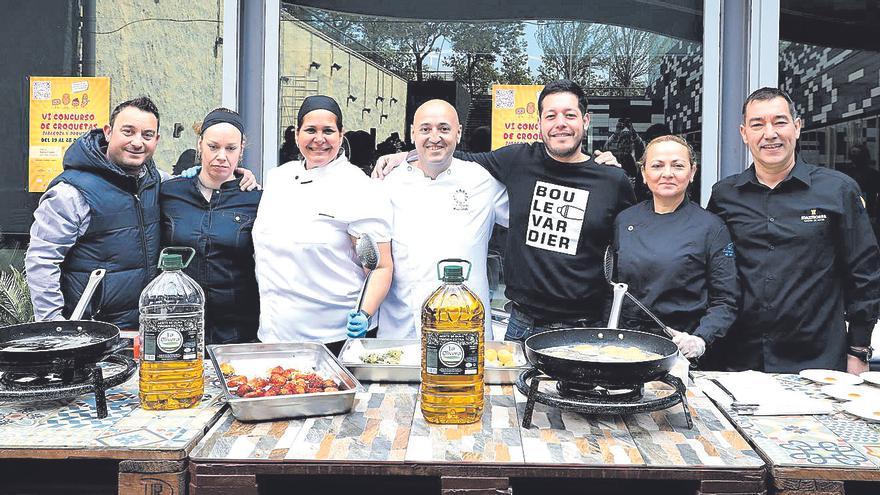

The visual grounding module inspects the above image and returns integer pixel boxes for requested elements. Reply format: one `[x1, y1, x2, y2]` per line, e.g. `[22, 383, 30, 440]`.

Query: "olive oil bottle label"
[425, 330, 480, 375]
[141, 315, 203, 362]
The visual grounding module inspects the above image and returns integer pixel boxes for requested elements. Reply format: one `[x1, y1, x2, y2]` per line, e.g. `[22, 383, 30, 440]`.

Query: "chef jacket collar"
[648, 195, 690, 214]
[400, 157, 456, 182]
[734, 158, 811, 189]
[294, 154, 347, 179]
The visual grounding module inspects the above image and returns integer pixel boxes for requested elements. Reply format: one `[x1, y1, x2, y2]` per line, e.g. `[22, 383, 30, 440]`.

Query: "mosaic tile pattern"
[195, 377, 761, 473]
[192, 383, 417, 462]
[407, 384, 523, 464]
[699, 371, 880, 471]
[0, 362, 225, 454]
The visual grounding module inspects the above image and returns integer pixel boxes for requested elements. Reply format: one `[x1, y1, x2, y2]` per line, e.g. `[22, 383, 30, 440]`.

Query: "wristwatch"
[848, 346, 874, 362]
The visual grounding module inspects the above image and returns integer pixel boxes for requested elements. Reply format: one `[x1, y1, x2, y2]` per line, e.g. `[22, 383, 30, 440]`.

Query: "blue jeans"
[504, 306, 603, 343]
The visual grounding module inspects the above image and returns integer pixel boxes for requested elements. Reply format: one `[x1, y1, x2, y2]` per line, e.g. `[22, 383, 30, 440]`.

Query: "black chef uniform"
[614, 199, 739, 347]
[708, 159, 880, 372]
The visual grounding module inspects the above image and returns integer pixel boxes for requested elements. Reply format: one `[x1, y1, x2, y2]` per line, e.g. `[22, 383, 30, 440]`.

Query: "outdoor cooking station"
[188, 379, 765, 495]
[3, 358, 880, 494]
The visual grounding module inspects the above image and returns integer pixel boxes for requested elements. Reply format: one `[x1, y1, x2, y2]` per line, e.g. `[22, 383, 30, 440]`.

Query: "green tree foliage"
[600, 26, 673, 87]
[535, 21, 606, 87]
[445, 22, 528, 95]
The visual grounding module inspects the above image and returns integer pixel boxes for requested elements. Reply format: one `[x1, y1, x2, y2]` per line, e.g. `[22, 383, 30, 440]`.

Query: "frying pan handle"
[606, 282, 627, 329]
[69, 269, 106, 320]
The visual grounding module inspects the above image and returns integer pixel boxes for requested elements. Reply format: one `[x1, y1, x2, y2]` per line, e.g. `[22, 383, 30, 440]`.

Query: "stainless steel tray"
[207, 342, 363, 422]
[338, 338, 529, 384]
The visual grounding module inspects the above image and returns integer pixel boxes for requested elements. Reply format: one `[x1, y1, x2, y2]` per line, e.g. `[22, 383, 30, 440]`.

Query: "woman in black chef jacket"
[613, 135, 739, 360]
[160, 108, 262, 345]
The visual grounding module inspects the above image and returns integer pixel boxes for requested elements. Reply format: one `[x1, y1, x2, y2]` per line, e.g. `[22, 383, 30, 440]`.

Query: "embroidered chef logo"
[800, 208, 827, 223]
[723, 242, 735, 258]
[527, 181, 589, 255]
[452, 188, 469, 211]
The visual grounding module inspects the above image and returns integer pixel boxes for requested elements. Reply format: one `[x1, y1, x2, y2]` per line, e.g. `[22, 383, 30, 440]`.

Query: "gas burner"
[556, 381, 644, 401]
[516, 367, 693, 429]
[0, 354, 136, 419]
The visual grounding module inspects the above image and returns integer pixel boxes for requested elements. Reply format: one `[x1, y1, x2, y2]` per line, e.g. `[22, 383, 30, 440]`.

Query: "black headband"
[297, 95, 343, 129]
[201, 109, 244, 135]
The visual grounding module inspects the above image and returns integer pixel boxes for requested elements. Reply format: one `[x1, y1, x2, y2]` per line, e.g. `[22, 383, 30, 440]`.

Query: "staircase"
[463, 94, 492, 150]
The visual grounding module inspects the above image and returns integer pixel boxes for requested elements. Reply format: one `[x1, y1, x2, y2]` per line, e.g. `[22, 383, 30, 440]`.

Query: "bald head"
[411, 99, 462, 177]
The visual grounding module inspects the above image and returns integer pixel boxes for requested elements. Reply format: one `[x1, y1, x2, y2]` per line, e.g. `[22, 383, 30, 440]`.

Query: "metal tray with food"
[207, 342, 363, 422]
[338, 338, 529, 384]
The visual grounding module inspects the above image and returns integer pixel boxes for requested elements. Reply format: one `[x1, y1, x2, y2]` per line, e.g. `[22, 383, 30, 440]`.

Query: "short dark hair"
[742, 87, 798, 121]
[109, 96, 160, 129]
[538, 79, 588, 116]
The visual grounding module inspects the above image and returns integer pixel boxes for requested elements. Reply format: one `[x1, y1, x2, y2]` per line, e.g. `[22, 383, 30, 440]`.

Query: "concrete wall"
[95, 0, 224, 172]
[279, 16, 407, 143]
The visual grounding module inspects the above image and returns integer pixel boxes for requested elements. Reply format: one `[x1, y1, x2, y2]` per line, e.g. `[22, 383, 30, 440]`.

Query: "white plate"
[842, 398, 880, 423]
[799, 369, 864, 386]
[820, 384, 880, 401]
[860, 371, 880, 386]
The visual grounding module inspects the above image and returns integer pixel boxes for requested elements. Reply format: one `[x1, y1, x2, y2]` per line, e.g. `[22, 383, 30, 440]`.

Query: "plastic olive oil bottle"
[138, 248, 205, 410]
[421, 259, 484, 424]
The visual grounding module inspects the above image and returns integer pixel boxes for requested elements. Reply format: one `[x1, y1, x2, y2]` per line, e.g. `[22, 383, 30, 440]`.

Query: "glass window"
[780, 0, 880, 234]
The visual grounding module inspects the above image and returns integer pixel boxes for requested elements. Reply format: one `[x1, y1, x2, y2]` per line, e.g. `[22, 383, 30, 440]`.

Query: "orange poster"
[491, 84, 544, 150]
[28, 76, 110, 192]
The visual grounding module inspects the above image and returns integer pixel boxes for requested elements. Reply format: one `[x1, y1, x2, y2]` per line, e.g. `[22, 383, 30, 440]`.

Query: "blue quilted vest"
[50, 130, 161, 328]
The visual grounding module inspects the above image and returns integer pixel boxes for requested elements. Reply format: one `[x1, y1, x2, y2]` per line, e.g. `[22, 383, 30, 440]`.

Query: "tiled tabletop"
[0, 362, 226, 459]
[192, 378, 763, 471]
[697, 371, 880, 475]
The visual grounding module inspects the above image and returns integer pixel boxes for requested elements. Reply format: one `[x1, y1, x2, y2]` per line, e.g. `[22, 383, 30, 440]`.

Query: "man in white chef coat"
[378, 99, 509, 339]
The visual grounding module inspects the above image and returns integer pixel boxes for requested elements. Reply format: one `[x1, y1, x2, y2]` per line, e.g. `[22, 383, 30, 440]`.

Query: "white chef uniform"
[253, 156, 392, 343]
[379, 157, 509, 340]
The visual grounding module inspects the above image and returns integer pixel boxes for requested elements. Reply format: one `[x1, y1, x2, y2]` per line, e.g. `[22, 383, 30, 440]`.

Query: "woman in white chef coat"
[253, 95, 393, 355]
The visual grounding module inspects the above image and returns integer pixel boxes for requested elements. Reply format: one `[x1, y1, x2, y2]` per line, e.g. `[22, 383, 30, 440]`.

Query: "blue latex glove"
[180, 165, 201, 178]
[346, 310, 370, 338]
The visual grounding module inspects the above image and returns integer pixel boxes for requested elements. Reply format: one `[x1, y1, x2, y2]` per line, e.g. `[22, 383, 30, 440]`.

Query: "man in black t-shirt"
[454, 81, 636, 340]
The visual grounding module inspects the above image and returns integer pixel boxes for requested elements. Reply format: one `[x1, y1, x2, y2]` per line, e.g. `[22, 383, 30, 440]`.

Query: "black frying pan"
[522, 282, 678, 388]
[524, 327, 678, 388]
[0, 269, 121, 368]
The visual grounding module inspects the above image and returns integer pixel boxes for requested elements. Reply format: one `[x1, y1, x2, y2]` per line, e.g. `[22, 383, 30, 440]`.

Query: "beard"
[543, 130, 584, 160]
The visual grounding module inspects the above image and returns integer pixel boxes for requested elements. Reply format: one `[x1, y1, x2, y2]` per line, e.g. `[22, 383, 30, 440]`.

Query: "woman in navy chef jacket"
[160, 108, 262, 345]
[613, 135, 740, 360]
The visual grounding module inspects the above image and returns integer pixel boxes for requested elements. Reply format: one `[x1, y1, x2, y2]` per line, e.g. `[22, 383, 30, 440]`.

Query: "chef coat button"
[627, 225, 634, 231]
[294, 175, 299, 180]
[407, 166, 413, 171]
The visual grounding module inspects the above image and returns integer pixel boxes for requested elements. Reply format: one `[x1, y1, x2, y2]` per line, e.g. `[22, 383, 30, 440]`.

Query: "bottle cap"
[158, 253, 185, 271]
[442, 265, 464, 283]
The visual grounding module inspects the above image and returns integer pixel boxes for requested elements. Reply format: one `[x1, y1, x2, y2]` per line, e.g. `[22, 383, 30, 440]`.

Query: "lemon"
[485, 348, 498, 362]
[497, 349, 514, 366]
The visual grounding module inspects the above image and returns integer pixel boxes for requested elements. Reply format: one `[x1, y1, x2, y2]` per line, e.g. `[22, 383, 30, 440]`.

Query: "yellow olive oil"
[421, 262, 484, 424]
[138, 249, 205, 410]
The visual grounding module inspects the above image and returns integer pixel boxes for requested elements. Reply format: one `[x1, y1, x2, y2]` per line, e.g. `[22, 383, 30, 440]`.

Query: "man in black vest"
[26, 97, 164, 329]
